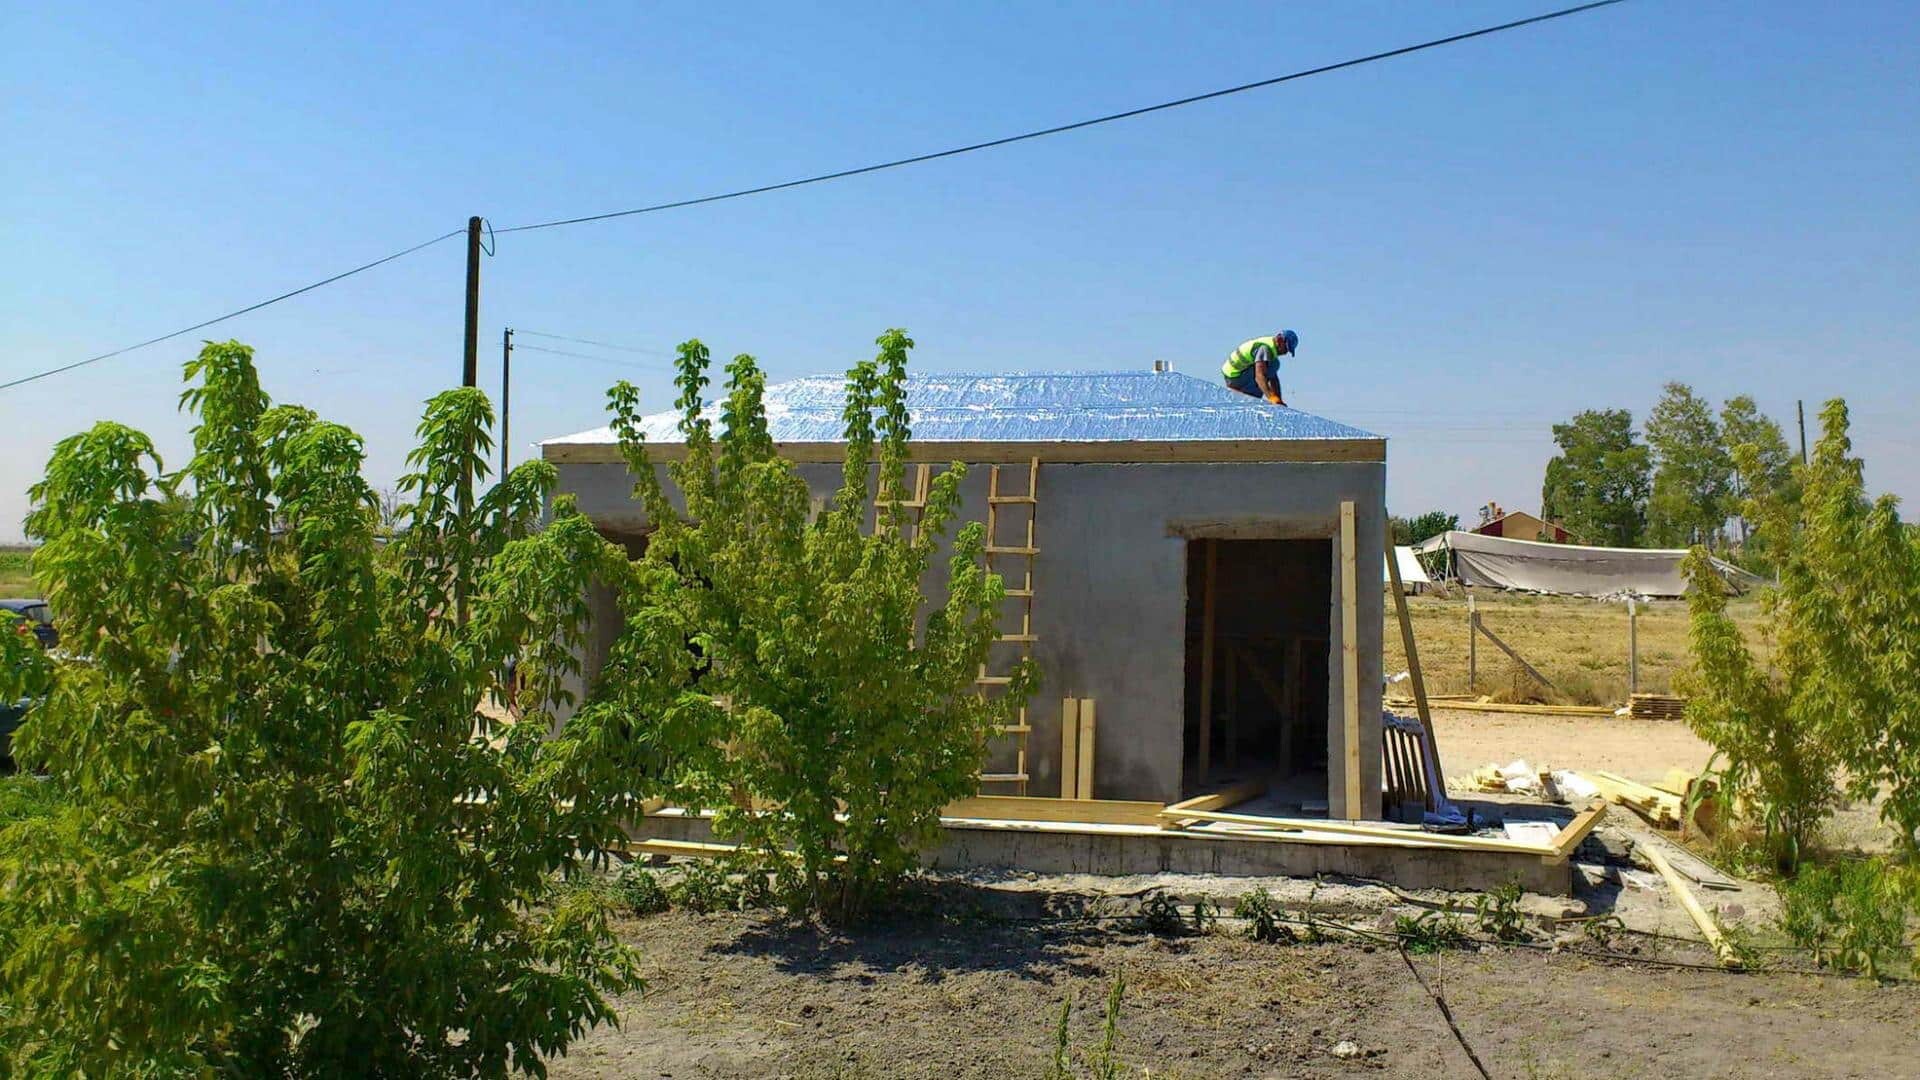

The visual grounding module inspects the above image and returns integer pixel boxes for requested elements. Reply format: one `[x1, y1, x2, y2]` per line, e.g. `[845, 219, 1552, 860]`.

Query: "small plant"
[670, 859, 742, 913]
[1779, 859, 1911, 979]
[1041, 976, 1129, 1080]
[1473, 880, 1533, 943]
[1234, 887, 1297, 944]
[611, 864, 671, 916]
[1139, 891, 1186, 937]
[1394, 909, 1472, 954]
[1188, 896, 1217, 935]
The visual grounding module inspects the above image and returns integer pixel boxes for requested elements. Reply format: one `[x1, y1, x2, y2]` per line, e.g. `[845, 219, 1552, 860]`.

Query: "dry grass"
[1384, 589, 1768, 707]
[0, 547, 38, 599]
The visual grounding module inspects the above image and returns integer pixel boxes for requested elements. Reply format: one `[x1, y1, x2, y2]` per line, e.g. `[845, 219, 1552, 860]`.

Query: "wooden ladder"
[872, 463, 933, 539]
[977, 458, 1039, 793]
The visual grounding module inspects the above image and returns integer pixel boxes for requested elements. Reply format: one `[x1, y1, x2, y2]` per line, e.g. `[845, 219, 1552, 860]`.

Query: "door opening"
[1182, 537, 1331, 808]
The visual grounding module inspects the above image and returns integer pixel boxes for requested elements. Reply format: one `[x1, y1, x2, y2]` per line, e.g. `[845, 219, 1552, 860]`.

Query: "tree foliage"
[1389, 510, 1458, 546]
[1646, 382, 1733, 548]
[1719, 394, 1799, 569]
[583, 330, 1031, 920]
[0, 341, 641, 1076]
[1539, 408, 1650, 547]
[1681, 399, 1920, 868]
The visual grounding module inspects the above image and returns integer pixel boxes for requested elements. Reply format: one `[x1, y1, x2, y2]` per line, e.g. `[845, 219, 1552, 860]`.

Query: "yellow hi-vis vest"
[1222, 337, 1280, 379]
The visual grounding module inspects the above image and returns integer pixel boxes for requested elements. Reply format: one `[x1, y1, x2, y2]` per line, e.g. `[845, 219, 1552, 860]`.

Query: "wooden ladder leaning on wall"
[977, 458, 1040, 794]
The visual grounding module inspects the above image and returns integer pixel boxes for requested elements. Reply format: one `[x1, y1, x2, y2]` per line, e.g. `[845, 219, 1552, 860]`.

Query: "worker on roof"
[1222, 329, 1298, 405]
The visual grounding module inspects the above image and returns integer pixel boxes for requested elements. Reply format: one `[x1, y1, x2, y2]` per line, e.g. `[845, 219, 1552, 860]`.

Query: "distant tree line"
[1539, 383, 1799, 567]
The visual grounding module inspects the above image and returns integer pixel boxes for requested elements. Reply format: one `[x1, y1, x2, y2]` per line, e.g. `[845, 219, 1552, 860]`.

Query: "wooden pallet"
[1628, 693, 1688, 721]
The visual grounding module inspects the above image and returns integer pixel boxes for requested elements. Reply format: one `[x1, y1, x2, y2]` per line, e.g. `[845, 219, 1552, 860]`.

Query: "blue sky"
[3, 1, 1916, 542]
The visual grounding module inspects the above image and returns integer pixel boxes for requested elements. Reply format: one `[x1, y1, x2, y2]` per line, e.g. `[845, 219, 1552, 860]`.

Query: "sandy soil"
[1429, 707, 1714, 785]
[550, 903, 1920, 1079]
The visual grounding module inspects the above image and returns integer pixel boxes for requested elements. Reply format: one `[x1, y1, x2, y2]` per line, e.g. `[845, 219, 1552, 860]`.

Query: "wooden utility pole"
[500, 327, 514, 476]
[463, 216, 483, 388]
[1796, 399, 1808, 465]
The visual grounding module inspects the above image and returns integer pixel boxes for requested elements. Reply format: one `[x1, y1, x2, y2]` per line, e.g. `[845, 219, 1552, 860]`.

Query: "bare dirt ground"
[550, 903, 1920, 1079]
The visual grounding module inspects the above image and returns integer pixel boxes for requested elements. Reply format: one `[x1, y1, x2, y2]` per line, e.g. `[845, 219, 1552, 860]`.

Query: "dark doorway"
[1182, 538, 1331, 806]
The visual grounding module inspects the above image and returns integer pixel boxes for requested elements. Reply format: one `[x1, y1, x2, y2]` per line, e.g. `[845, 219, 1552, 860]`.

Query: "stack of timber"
[1575, 769, 1684, 828]
[1628, 693, 1688, 721]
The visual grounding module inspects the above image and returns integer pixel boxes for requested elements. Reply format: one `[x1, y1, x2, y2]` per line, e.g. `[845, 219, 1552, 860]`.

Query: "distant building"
[1473, 502, 1573, 544]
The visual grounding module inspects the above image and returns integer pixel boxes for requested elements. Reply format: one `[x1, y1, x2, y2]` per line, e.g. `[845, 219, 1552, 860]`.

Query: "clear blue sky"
[4, 1, 1916, 542]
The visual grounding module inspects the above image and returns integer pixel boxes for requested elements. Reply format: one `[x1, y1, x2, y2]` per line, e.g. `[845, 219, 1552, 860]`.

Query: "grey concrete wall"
[554, 454, 1385, 815]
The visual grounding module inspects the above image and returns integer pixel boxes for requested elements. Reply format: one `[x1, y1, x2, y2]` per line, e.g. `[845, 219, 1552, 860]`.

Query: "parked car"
[1, 599, 56, 649]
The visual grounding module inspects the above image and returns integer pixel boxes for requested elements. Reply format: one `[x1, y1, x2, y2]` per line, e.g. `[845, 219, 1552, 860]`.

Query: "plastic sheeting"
[1384, 545, 1430, 585]
[543, 370, 1378, 446]
[1413, 530, 1764, 598]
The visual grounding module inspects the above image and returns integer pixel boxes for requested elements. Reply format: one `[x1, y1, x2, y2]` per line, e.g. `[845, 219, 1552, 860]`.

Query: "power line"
[496, 0, 1626, 235]
[514, 329, 668, 355]
[0, 228, 464, 393]
[513, 342, 668, 367]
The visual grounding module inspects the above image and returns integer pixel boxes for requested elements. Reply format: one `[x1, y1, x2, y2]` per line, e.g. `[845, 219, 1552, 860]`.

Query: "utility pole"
[1796, 399, 1808, 465]
[500, 327, 514, 477]
[463, 216, 483, 388]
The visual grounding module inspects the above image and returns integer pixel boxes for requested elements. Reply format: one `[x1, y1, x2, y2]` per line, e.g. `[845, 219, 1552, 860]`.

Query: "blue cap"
[1279, 329, 1298, 355]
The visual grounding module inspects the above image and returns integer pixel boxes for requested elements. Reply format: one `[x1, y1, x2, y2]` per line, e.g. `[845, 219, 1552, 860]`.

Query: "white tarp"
[1415, 530, 1764, 598]
[1383, 545, 1430, 585]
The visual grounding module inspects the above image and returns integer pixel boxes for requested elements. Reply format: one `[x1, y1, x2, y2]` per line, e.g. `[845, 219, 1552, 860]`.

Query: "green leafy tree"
[586, 331, 1031, 920]
[1719, 394, 1798, 568]
[1539, 408, 1650, 546]
[1390, 510, 1459, 546]
[1646, 383, 1733, 548]
[1681, 399, 1920, 867]
[0, 341, 642, 1075]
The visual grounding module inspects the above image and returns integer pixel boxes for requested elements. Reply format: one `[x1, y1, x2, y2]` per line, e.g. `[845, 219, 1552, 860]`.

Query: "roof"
[543, 371, 1383, 464]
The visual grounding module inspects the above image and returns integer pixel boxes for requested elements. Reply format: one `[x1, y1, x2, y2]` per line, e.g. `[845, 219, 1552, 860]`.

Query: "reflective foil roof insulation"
[543, 370, 1378, 446]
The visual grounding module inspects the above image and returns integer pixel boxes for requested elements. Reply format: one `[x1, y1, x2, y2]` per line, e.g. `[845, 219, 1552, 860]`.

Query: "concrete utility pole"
[463, 216, 483, 388]
[500, 328, 514, 477]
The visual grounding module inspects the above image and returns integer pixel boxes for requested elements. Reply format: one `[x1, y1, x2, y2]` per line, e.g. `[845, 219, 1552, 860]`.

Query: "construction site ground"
[550, 892, 1918, 1079]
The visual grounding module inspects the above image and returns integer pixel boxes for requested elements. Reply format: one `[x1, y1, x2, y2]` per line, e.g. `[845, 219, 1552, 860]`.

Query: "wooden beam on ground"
[615, 837, 848, 865]
[1197, 539, 1219, 785]
[1550, 800, 1609, 857]
[943, 794, 1164, 827]
[1076, 699, 1097, 800]
[1389, 699, 1612, 717]
[1472, 617, 1557, 692]
[1338, 501, 1362, 819]
[1161, 779, 1267, 830]
[1641, 842, 1740, 968]
[1155, 807, 1558, 855]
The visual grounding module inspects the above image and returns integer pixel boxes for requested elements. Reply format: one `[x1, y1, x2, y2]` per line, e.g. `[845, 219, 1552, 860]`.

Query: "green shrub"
[1473, 881, 1533, 943]
[0, 342, 642, 1075]
[611, 864, 671, 916]
[1394, 909, 1472, 954]
[1779, 860, 1912, 979]
[1138, 891, 1186, 937]
[590, 332, 1033, 922]
[1234, 887, 1296, 944]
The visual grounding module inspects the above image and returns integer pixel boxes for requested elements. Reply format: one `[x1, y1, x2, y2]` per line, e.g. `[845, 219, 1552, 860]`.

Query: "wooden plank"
[1156, 807, 1558, 855]
[1197, 539, 1218, 784]
[1339, 500, 1362, 819]
[1059, 697, 1080, 800]
[943, 794, 1164, 826]
[1550, 800, 1609, 857]
[1385, 538, 1451, 811]
[1162, 779, 1267, 830]
[1076, 699, 1097, 800]
[543, 437, 1389, 466]
[1391, 699, 1612, 717]
[1473, 617, 1557, 692]
[1641, 842, 1740, 968]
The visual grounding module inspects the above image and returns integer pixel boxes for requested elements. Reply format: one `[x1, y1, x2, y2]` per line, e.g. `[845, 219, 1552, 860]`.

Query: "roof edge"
[545, 438, 1386, 466]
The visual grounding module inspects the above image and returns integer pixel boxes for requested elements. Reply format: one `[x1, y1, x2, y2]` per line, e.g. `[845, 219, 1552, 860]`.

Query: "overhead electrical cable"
[496, 0, 1625, 234]
[0, 228, 465, 392]
[513, 342, 669, 367]
[514, 329, 668, 355]
[6, 0, 1627, 394]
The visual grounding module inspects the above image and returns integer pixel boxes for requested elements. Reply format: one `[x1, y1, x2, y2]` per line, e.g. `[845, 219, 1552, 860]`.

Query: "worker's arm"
[1254, 354, 1285, 406]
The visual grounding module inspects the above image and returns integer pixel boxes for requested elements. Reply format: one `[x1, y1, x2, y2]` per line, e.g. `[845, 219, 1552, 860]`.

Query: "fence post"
[1627, 596, 1638, 698]
[1467, 593, 1477, 693]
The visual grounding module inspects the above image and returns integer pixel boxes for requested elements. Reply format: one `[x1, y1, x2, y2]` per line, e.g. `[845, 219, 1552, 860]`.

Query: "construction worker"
[1222, 330, 1298, 405]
